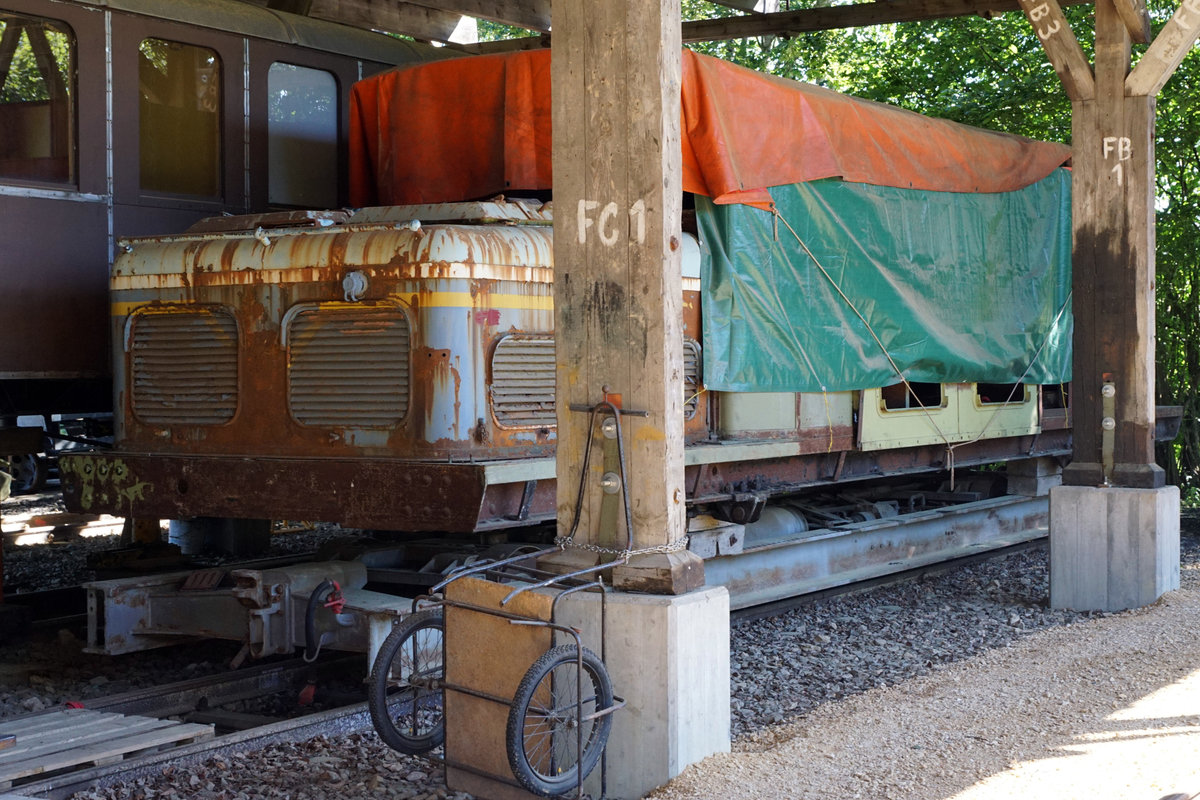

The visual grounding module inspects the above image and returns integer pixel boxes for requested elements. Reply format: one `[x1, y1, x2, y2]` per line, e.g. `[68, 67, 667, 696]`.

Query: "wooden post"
[1023, 0, 1197, 609]
[1058, 0, 1161, 488]
[548, 0, 703, 594]
[1023, 0, 1200, 487]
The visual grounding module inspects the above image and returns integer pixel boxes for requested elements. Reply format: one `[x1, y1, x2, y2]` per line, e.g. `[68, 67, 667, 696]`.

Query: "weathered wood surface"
[1111, 0, 1152, 42]
[1126, 0, 1200, 95]
[0, 708, 213, 789]
[551, 0, 689, 560]
[1053, 0, 1162, 487]
[443, 576, 551, 800]
[306, 0, 464, 43]
[1017, 0, 1096, 100]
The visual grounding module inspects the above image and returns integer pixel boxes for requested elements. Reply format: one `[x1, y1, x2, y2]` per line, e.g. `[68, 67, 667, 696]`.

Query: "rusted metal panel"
[59, 452, 492, 532]
[685, 431, 1074, 504]
[185, 209, 351, 234]
[108, 216, 557, 464]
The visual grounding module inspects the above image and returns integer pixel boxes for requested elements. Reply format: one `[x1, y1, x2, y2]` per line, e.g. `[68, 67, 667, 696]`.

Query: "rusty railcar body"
[0, 0, 440, 473]
[59, 198, 1081, 535]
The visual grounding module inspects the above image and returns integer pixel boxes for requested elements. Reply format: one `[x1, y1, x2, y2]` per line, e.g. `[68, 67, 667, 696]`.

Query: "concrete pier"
[1049, 484, 1179, 611]
[559, 585, 731, 800]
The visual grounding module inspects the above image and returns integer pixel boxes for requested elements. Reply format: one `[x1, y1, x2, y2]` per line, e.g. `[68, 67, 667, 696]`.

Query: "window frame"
[0, 9, 78, 188]
[266, 61, 339, 209]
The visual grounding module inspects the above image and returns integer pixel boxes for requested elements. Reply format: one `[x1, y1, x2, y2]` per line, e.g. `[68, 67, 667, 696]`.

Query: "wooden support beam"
[1112, 0, 1152, 43]
[306, 0, 463, 42]
[1017, 0, 1096, 99]
[404, 0, 549, 32]
[1062, 0, 1162, 488]
[455, 34, 549, 54]
[681, 0, 1091, 41]
[1126, 0, 1200, 96]
[549, 0, 703, 594]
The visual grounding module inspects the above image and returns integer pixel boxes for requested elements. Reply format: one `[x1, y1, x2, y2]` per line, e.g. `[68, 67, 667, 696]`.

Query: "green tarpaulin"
[697, 169, 1072, 393]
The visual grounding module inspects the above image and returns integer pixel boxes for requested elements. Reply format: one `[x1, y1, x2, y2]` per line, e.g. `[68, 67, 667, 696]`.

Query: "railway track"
[0, 527, 1055, 799]
[730, 537, 1048, 624]
[0, 654, 371, 799]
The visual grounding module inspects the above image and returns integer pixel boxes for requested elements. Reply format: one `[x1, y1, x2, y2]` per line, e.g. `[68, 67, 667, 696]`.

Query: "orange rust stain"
[413, 345, 452, 433]
[451, 356, 462, 441]
[219, 240, 240, 273]
[326, 233, 350, 269]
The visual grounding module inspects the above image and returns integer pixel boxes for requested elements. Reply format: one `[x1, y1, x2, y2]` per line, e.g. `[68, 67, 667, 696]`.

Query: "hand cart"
[369, 400, 641, 799]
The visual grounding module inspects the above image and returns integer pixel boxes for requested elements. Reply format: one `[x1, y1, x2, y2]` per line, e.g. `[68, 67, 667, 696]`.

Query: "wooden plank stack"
[0, 708, 213, 790]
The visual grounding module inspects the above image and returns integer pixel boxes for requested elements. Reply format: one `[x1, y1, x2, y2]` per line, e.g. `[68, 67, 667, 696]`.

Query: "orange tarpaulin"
[349, 49, 1071, 208]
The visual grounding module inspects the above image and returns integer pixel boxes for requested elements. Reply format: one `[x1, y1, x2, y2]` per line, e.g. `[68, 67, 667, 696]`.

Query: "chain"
[553, 536, 691, 558]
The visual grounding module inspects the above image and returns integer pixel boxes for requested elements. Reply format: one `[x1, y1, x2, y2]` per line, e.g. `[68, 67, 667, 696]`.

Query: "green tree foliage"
[0, 19, 72, 104]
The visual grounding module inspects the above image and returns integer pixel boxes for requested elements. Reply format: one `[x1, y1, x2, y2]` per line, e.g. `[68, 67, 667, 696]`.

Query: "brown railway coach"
[0, 0, 442, 486]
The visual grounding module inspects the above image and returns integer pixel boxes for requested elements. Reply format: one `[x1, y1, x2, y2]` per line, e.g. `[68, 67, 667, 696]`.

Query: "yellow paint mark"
[111, 301, 198, 317]
[391, 292, 553, 310]
[634, 425, 667, 442]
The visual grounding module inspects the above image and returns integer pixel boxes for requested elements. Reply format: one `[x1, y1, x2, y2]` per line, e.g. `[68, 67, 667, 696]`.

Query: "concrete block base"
[557, 585, 731, 800]
[1050, 484, 1180, 611]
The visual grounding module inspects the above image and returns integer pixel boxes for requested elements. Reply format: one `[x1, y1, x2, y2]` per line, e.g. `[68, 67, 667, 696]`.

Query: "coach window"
[881, 381, 944, 411]
[268, 63, 336, 207]
[139, 38, 221, 197]
[0, 13, 75, 184]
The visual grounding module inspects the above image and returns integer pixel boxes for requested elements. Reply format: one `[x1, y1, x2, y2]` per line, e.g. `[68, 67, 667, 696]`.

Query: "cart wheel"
[506, 645, 614, 797]
[368, 608, 445, 754]
[7, 454, 47, 493]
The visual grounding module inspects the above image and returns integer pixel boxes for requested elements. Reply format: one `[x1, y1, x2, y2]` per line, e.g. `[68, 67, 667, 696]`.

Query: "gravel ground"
[3, 494, 1198, 799]
[652, 525, 1200, 800]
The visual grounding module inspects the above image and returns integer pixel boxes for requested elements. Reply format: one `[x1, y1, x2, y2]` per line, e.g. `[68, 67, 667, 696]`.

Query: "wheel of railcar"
[368, 608, 446, 754]
[7, 454, 47, 493]
[505, 645, 614, 797]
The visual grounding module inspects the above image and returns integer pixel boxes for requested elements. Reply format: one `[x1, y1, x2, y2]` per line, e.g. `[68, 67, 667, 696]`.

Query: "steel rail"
[730, 538, 1047, 625]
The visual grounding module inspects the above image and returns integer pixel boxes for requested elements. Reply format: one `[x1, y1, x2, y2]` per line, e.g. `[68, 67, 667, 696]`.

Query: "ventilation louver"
[130, 309, 239, 425]
[287, 305, 411, 427]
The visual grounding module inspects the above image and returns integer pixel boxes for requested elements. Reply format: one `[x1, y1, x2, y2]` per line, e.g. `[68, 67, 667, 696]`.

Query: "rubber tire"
[368, 608, 446, 754]
[7, 454, 47, 493]
[506, 645, 614, 797]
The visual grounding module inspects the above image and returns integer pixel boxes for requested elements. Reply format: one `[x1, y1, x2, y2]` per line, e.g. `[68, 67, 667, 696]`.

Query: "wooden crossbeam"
[680, 0, 1092, 41]
[1017, 0, 1096, 100]
[1112, 0, 1152, 42]
[1126, 0, 1200, 95]
[405, 0, 549, 32]
[306, 0, 463, 42]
